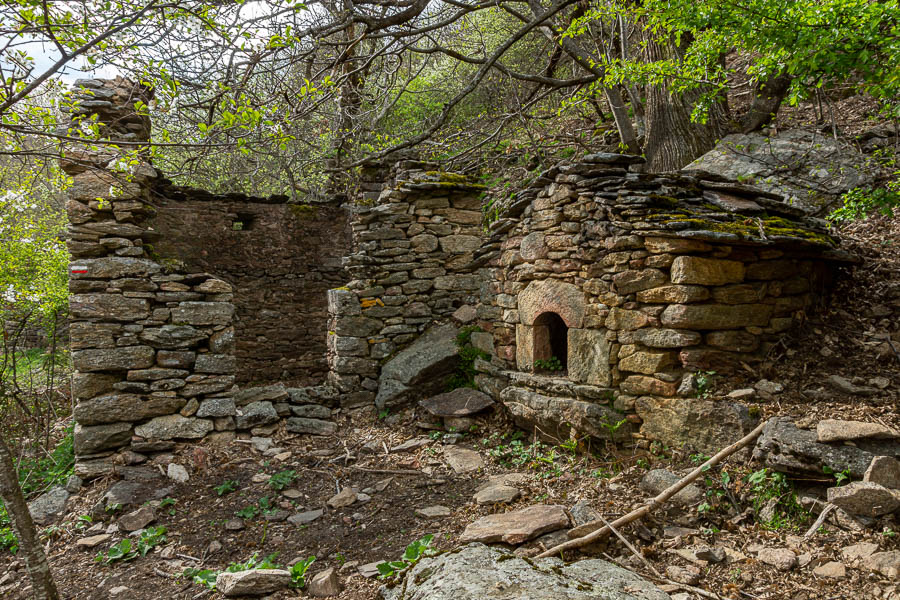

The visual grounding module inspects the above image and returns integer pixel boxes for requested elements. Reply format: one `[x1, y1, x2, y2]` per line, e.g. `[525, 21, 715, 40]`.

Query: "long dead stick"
[536, 420, 767, 559]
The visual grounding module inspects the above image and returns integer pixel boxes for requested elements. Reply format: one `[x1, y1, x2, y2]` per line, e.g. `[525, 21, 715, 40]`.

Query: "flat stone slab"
[864, 456, 900, 489]
[827, 481, 900, 517]
[380, 543, 670, 600]
[415, 505, 451, 519]
[288, 509, 324, 526]
[444, 447, 484, 474]
[419, 388, 494, 418]
[459, 504, 569, 545]
[473, 485, 520, 505]
[817, 419, 900, 443]
[216, 569, 291, 597]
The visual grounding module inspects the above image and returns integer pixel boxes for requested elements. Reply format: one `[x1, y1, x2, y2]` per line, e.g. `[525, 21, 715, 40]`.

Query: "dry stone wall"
[326, 162, 489, 409]
[148, 186, 350, 386]
[471, 154, 856, 452]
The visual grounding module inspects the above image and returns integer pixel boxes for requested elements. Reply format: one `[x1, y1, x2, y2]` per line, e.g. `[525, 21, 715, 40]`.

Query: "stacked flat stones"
[326, 163, 488, 408]
[473, 154, 854, 438]
[63, 78, 240, 478]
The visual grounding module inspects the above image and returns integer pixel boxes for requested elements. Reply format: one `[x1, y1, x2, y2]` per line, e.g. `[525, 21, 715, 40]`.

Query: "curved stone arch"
[518, 279, 585, 329]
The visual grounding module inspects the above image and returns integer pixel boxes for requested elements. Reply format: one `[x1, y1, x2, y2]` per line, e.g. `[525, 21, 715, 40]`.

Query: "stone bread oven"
[472, 154, 856, 453]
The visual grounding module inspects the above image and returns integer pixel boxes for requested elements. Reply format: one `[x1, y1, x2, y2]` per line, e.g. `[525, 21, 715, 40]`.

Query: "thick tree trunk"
[741, 72, 792, 133]
[642, 38, 730, 171]
[0, 439, 59, 600]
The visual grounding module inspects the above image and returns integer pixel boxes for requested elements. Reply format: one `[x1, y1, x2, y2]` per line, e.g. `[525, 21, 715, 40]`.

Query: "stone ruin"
[63, 79, 856, 476]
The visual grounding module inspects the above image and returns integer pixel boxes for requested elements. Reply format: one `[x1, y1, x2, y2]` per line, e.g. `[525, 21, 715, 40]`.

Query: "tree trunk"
[642, 38, 729, 171]
[741, 72, 792, 133]
[0, 438, 60, 600]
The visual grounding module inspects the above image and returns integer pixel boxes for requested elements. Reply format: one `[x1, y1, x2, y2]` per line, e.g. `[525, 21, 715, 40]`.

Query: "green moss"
[648, 207, 836, 246]
[287, 203, 317, 219]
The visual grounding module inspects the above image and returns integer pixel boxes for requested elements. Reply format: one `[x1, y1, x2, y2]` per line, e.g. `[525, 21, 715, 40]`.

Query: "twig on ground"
[536, 421, 767, 559]
[803, 503, 837, 538]
[351, 466, 428, 476]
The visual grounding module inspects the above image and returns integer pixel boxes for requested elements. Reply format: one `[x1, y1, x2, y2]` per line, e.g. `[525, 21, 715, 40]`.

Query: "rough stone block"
[73, 346, 155, 372]
[74, 393, 185, 426]
[70, 294, 150, 321]
[671, 256, 745, 286]
[567, 329, 611, 386]
[171, 302, 234, 326]
[636, 285, 709, 304]
[74, 422, 132, 454]
[613, 269, 667, 295]
[660, 304, 773, 329]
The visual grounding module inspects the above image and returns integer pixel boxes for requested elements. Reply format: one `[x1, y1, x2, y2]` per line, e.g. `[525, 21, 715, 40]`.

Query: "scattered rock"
[444, 446, 484, 474]
[569, 499, 601, 527]
[235, 401, 279, 430]
[327, 487, 358, 509]
[118, 506, 155, 532]
[666, 565, 701, 585]
[755, 380, 784, 395]
[419, 388, 494, 418]
[76, 534, 111, 549]
[108, 586, 129, 598]
[225, 519, 244, 531]
[827, 481, 900, 517]
[286, 418, 337, 436]
[251, 437, 273, 453]
[376, 324, 460, 408]
[288, 509, 324, 526]
[358, 561, 382, 578]
[308, 567, 341, 597]
[694, 546, 726, 563]
[639, 469, 703, 505]
[379, 543, 670, 600]
[415, 505, 451, 519]
[826, 375, 878, 396]
[864, 456, 900, 489]
[216, 569, 291, 597]
[459, 504, 569, 545]
[727, 388, 756, 401]
[391, 437, 431, 452]
[757, 547, 797, 571]
[861, 551, 900, 579]
[28, 487, 70, 525]
[813, 561, 846, 578]
[473, 485, 520, 505]
[841, 542, 879, 564]
[817, 419, 899, 443]
[166, 463, 189, 483]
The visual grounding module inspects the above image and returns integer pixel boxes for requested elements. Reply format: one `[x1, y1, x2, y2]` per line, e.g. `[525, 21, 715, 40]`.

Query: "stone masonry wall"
[148, 186, 350, 387]
[471, 154, 855, 452]
[64, 78, 240, 478]
[326, 163, 488, 409]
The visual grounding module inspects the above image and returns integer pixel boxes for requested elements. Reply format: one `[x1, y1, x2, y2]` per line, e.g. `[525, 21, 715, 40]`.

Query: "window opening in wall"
[231, 213, 256, 231]
[533, 312, 568, 373]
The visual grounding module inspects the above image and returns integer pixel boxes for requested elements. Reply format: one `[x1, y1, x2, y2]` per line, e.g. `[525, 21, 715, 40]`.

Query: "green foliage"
[268, 470, 297, 491]
[746, 468, 809, 530]
[694, 370, 716, 399]
[214, 480, 239, 496]
[823, 465, 852, 487]
[533, 356, 563, 372]
[828, 185, 900, 223]
[377, 534, 435, 579]
[95, 527, 167, 564]
[235, 505, 259, 520]
[290, 556, 316, 588]
[183, 552, 289, 591]
[446, 326, 490, 391]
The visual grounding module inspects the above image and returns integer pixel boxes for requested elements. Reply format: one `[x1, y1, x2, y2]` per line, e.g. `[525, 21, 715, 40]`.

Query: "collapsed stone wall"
[326, 163, 489, 409]
[472, 154, 856, 452]
[148, 186, 350, 386]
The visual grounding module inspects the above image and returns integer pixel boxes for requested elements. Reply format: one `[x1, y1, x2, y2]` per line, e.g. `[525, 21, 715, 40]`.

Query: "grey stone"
[826, 375, 879, 396]
[813, 561, 846, 578]
[74, 393, 185, 426]
[28, 487, 70, 525]
[308, 567, 341, 597]
[134, 415, 213, 440]
[288, 509, 324, 525]
[419, 388, 494, 418]
[635, 397, 757, 455]
[379, 543, 670, 600]
[69, 257, 161, 279]
[195, 354, 235, 374]
[752, 417, 899, 479]
[376, 324, 459, 408]
[139, 325, 206, 349]
[474, 485, 520, 505]
[639, 469, 703, 506]
[817, 419, 899, 443]
[216, 569, 291, 597]
[167, 463, 189, 483]
[234, 401, 279, 430]
[234, 384, 288, 406]
[826, 482, 900, 517]
[459, 505, 569, 545]
[861, 551, 900, 579]
[444, 446, 484, 474]
[70, 294, 150, 321]
[328, 487, 358, 508]
[415, 505, 451, 519]
[327, 288, 361, 316]
[569, 499, 601, 527]
[286, 418, 337, 435]
[567, 328, 611, 386]
[118, 506, 155, 532]
[73, 346, 155, 372]
[209, 327, 234, 353]
[196, 397, 236, 418]
[290, 404, 331, 419]
[74, 422, 132, 454]
[633, 328, 702, 348]
[500, 387, 632, 444]
[757, 547, 797, 571]
[170, 302, 234, 326]
[864, 456, 900, 489]
[72, 373, 118, 399]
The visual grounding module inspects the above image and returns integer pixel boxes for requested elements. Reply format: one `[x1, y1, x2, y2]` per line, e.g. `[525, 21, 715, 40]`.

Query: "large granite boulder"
[379, 543, 671, 600]
[684, 129, 884, 211]
[752, 417, 900, 479]
[376, 324, 460, 408]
